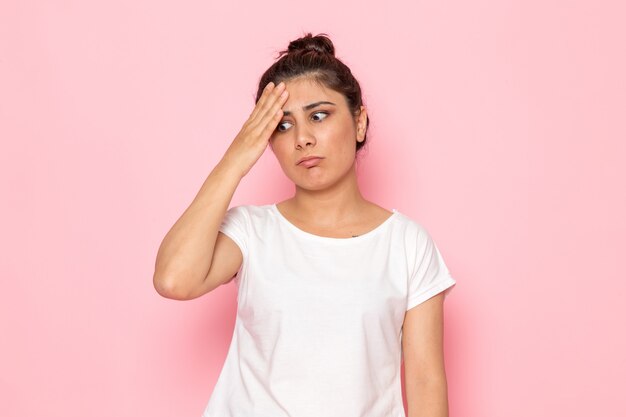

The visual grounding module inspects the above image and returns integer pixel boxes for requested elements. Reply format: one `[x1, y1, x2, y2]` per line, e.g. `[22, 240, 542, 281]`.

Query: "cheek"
[272, 145, 292, 168]
[331, 125, 357, 156]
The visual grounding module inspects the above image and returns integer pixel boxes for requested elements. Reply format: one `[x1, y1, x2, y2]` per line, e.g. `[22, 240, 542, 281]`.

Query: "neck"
[288, 162, 368, 225]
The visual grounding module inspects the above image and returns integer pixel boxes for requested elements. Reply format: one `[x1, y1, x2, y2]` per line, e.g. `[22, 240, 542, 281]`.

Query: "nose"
[294, 123, 316, 149]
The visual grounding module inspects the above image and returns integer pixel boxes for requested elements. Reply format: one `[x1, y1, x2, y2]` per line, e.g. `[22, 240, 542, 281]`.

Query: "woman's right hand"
[222, 81, 289, 178]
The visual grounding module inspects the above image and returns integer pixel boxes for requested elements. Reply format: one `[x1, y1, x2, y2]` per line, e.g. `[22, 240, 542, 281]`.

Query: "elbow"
[153, 272, 189, 300]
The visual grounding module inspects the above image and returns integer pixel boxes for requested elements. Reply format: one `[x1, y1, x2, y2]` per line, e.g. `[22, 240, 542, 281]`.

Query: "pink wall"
[1, 1, 624, 416]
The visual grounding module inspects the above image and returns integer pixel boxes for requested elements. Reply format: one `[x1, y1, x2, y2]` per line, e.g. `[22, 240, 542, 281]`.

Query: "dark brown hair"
[255, 32, 369, 153]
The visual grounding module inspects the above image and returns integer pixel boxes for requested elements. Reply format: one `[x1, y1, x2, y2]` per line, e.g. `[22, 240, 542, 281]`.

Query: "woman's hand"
[222, 81, 289, 177]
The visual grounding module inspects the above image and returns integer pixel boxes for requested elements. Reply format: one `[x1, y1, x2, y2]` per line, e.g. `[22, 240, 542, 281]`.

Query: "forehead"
[283, 77, 344, 104]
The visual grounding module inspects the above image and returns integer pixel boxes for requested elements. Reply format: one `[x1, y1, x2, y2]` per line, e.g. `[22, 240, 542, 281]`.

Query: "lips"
[299, 157, 323, 168]
[297, 155, 324, 166]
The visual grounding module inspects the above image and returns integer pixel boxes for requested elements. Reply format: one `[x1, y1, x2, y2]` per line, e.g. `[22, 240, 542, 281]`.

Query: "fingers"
[248, 81, 287, 127]
[248, 81, 277, 121]
[258, 87, 289, 134]
[260, 102, 286, 138]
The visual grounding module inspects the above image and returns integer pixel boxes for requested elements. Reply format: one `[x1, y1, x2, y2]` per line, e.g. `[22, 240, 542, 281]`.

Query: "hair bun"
[287, 32, 335, 56]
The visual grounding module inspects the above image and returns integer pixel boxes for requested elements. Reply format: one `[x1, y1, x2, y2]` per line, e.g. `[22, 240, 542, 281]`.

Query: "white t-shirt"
[202, 203, 456, 417]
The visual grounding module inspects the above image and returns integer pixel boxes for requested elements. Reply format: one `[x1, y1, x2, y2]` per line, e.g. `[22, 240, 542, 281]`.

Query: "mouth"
[297, 156, 324, 168]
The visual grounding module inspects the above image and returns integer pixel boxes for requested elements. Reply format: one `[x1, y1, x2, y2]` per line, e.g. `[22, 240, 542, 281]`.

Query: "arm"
[152, 81, 289, 300]
[152, 158, 244, 300]
[402, 292, 450, 417]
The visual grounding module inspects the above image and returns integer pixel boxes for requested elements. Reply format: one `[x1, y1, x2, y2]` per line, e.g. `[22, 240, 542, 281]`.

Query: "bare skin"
[152, 75, 450, 416]
[153, 80, 292, 300]
[268, 76, 392, 237]
[403, 292, 450, 417]
[270, 77, 451, 415]
[271, 77, 450, 416]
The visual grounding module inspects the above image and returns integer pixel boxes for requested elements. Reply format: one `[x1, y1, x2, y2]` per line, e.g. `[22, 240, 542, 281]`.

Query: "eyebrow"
[282, 101, 336, 116]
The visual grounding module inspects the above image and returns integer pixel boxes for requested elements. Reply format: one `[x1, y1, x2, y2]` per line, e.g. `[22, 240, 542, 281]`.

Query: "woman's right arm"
[152, 81, 289, 300]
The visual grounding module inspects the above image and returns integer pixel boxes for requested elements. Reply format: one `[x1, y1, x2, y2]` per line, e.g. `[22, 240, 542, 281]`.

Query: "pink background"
[1, 1, 624, 416]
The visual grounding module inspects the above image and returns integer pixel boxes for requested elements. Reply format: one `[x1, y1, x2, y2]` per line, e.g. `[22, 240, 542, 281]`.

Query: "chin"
[297, 182, 330, 191]
[292, 173, 343, 192]
[295, 162, 356, 188]
[290, 177, 326, 190]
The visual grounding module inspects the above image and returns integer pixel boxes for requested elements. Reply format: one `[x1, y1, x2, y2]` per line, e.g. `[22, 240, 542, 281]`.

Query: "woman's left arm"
[402, 292, 450, 417]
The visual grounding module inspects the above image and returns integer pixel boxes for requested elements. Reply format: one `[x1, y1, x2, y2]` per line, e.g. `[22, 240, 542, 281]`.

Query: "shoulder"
[391, 210, 426, 234]
[391, 210, 435, 247]
[224, 203, 276, 224]
[231, 204, 273, 215]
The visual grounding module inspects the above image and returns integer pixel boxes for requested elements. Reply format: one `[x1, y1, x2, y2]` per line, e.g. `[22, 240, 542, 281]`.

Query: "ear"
[356, 105, 367, 143]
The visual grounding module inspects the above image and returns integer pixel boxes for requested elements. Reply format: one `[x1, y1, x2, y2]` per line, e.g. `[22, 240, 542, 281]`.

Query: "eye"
[276, 121, 292, 132]
[311, 111, 329, 122]
[275, 111, 329, 133]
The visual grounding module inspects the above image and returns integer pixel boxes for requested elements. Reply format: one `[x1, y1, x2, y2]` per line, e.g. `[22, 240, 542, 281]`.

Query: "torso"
[275, 200, 394, 239]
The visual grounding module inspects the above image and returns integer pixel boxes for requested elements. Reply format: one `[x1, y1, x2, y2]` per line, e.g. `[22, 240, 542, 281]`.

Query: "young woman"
[153, 32, 457, 417]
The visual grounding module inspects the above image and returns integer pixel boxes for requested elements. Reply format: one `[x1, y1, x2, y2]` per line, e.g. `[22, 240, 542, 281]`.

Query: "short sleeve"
[219, 205, 249, 259]
[406, 226, 457, 311]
